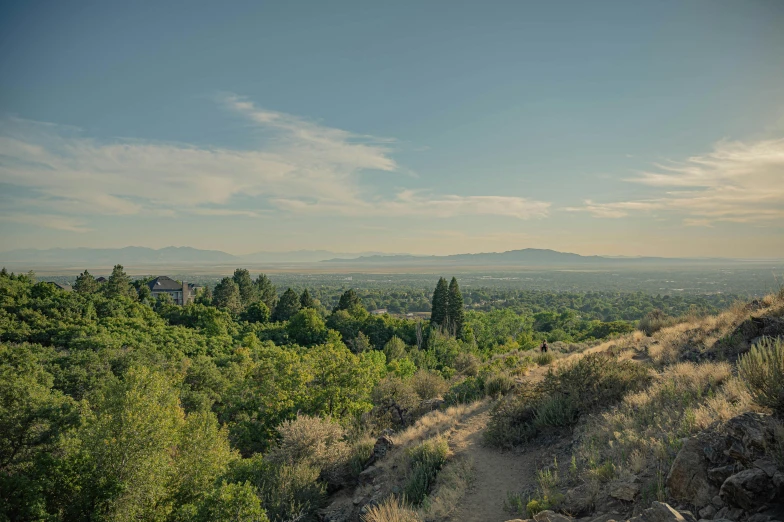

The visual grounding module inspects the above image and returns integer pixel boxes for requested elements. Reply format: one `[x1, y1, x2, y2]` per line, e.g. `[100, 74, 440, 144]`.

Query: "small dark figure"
[540, 340, 548, 353]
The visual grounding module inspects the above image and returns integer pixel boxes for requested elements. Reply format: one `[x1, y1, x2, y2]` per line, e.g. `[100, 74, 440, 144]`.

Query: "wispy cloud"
[0, 212, 91, 233]
[0, 97, 549, 231]
[568, 138, 784, 224]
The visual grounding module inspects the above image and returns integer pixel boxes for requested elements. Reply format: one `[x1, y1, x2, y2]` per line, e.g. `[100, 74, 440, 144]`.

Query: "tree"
[74, 270, 99, 294]
[196, 481, 268, 522]
[447, 277, 465, 338]
[286, 308, 328, 346]
[430, 277, 449, 328]
[333, 289, 361, 312]
[242, 301, 270, 324]
[213, 278, 242, 315]
[255, 274, 277, 311]
[195, 285, 213, 306]
[105, 264, 133, 299]
[272, 288, 300, 322]
[233, 269, 258, 307]
[299, 289, 315, 309]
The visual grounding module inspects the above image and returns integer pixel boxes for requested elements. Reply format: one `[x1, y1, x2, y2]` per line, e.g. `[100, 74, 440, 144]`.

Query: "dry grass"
[423, 456, 473, 519]
[362, 496, 421, 522]
[392, 399, 486, 448]
[573, 361, 753, 500]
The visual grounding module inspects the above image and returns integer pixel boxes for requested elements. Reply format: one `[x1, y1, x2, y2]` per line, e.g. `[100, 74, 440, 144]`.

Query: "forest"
[0, 265, 733, 521]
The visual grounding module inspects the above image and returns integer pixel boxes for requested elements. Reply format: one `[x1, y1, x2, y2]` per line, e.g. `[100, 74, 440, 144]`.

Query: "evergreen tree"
[447, 277, 465, 338]
[212, 278, 242, 315]
[74, 270, 99, 295]
[0, 267, 8, 277]
[195, 285, 213, 306]
[232, 268, 257, 307]
[255, 274, 277, 311]
[333, 289, 361, 312]
[272, 288, 300, 322]
[430, 277, 449, 327]
[299, 289, 315, 309]
[105, 264, 133, 299]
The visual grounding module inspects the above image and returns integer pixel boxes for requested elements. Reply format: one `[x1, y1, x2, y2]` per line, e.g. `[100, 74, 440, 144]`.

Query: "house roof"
[95, 277, 107, 283]
[148, 276, 183, 291]
[147, 276, 198, 292]
[51, 282, 72, 291]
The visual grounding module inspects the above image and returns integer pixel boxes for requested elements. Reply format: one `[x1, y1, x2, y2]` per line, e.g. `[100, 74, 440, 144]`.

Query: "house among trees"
[50, 282, 72, 292]
[147, 276, 199, 305]
[370, 308, 388, 315]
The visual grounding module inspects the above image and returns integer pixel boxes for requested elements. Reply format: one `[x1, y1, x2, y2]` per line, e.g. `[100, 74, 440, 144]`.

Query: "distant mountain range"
[1, 246, 778, 269]
[321, 248, 778, 267]
[0, 247, 400, 267]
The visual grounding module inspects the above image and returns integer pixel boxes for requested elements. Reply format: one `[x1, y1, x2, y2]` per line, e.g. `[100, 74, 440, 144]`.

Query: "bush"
[534, 352, 555, 366]
[739, 337, 784, 415]
[484, 373, 514, 398]
[196, 481, 269, 522]
[404, 437, 449, 506]
[638, 309, 677, 336]
[541, 354, 651, 415]
[484, 384, 541, 448]
[454, 352, 480, 376]
[227, 456, 325, 522]
[410, 370, 448, 401]
[443, 376, 485, 406]
[533, 394, 578, 428]
[267, 414, 350, 488]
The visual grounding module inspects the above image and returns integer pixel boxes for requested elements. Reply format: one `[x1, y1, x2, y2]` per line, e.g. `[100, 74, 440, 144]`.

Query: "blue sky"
[1, 0, 783, 257]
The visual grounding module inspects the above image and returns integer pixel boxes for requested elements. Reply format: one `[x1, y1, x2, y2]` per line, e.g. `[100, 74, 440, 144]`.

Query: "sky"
[1, 0, 783, 258]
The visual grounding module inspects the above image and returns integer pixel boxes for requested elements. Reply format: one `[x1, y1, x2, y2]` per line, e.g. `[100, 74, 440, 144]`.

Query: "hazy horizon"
[2, 1, 783, 257]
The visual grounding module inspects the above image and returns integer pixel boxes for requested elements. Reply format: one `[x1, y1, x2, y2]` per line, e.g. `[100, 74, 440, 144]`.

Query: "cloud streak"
[0, 97, 549, 231]
[568, 138, 784, 224]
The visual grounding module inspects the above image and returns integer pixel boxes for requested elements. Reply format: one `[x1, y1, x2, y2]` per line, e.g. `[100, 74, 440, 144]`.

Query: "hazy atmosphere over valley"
[2, 3, 784, 522]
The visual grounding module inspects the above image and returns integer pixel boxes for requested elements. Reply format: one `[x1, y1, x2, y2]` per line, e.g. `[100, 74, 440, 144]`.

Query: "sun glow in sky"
[1, 1, 783, 257]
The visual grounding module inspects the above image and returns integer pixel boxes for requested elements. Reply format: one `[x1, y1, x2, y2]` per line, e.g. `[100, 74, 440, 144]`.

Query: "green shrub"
[227, 456, 325, 522]
[484, 384, 541, 447]
[196, 481, 269, 522]
[454, 352, 480, 376]
[443, 376, 485, 406]
[638, 309, 677, 336]
[739, 337, 784, 415]
[533, 394, 578, 428]
[484, 373, 514, 397]
[541, 354, 651, 415]
[404, 437, 449, 506]
[534, 352, 555, 366]
[410, 370, 448, 401]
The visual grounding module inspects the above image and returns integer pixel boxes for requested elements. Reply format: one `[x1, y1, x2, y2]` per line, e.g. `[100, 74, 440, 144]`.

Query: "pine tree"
[195, 285, 213, 305]
[334, 289, 361, 312]
[232, 268, 258, 307]
[74, 270, 99, 295]
[273, 288, 301, 322]
[105, 264, 133, 299]
[430, 277, 449, 328]
[299, 289, 315, 309]
[447, 277, 465, 338]
[255, 274, 278, 311]
[212, 277, 242, 314]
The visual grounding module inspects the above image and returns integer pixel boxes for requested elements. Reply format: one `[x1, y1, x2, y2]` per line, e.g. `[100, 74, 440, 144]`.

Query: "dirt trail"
[445, 402, 546, 522]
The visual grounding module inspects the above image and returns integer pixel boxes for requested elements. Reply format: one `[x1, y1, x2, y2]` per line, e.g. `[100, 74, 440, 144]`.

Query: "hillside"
[327, 291, 784, 522]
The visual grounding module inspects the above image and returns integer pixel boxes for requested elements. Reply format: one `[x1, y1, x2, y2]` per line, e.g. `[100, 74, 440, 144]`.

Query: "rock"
[747, 515, 773, 522]
[534, 510, 574, 522]
[668, 437, 719, 508]
[724, 413, 772, 453]
[609, 479, 640, 501]
[708, 465, 736, 485]
[629, 502, 689, 522]
[752, 458, 778, 477]
[714, 506, 744, 521]
[358, 465, 382, 486]
[680, 511, 698, 522]
[698, 506, 716, 519]
[720, 468, 777, 511]
[711, 496, 724, 508]
[421, 397, 445, 411]
[563, 484, 594, 516]
[588, 514, 621, 522]
[372, 435, 394, 461]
